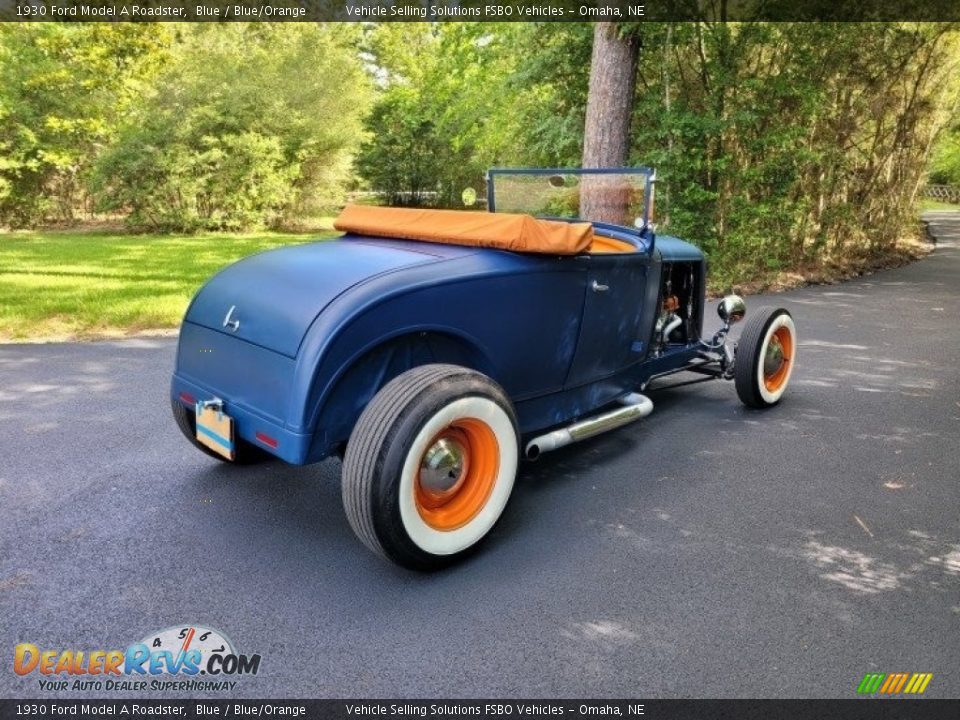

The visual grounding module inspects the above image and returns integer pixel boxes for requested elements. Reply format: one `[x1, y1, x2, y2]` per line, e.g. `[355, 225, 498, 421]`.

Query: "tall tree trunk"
[581, 23, 640, 224]
[661, 23, 673, 228]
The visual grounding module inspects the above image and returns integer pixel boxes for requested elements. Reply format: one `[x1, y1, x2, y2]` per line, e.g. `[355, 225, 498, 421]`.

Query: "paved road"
[1, 215, 958, 700]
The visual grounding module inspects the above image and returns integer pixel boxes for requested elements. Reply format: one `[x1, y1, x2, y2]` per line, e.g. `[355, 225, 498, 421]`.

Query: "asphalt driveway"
[1, 214, 958, 699]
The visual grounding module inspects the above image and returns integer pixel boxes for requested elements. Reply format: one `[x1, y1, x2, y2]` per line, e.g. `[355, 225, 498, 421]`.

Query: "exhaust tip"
[524, 443, 541, 461]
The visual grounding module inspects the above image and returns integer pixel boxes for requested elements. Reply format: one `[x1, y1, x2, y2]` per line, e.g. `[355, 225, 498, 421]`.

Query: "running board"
[524, 393, 653, 460]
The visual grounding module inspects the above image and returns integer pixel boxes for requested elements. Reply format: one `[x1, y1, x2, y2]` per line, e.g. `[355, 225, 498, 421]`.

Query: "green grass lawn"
[918, 198, 960, 211]
[0, 229, 338, 341]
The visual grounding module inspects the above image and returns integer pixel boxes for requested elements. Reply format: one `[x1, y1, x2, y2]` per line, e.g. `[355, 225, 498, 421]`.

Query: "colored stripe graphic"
[881, 673, 907, 694]
[197, 424, 234, 451]
[892, 673, 909, 693]
[879, 674, 896, 694]
[857, 672, 932, 695]
[857, 673, 886, 694]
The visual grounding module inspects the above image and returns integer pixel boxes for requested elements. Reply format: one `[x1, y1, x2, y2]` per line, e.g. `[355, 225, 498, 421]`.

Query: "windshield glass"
[487, 168, 653, 228]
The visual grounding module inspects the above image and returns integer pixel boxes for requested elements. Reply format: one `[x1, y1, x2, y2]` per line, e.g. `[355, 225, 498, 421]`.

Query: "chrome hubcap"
[764, 335, 785, 377]
[419, 437, 467, 496]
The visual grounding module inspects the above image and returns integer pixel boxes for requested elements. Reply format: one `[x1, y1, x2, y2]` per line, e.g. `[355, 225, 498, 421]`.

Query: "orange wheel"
[763, 325, 794, 393]
[414, 420, 500, 531]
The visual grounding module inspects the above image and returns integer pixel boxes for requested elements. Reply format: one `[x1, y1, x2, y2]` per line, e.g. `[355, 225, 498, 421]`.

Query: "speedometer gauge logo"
[139, 625, 236, 659]
[125, 623, 260, 677]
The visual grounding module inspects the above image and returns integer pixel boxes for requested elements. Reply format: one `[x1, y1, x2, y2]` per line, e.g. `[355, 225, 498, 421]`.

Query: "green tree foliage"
[628, 23, 960, 281]
[356, 86, 446, 206]
[3, 19, 958, 286]
[0, 24, 166, 226]
[91, 24, 370, 231]
[359, 22, 958, 281]
[930, 127, 960, 185]
[502, 23, 594, 167]
[355, 23, 527, 207]
[355, 23, 596, 206]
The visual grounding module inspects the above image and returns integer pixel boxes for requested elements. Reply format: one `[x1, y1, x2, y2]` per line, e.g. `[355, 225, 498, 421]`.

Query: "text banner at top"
[3, 0, 960, 22]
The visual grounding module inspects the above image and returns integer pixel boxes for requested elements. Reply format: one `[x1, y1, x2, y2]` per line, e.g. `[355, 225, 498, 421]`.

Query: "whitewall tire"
[342, 364, 519, 570]
[735, 307, 797, 408]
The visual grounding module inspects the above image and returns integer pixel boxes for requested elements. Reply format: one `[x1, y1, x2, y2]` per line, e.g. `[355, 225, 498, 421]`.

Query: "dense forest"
[1, 22, 959, 284]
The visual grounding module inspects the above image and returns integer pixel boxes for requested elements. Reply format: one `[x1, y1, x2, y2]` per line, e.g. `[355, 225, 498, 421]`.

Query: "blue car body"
[171, 233, 705, 465]
[171, 169, 707, 466]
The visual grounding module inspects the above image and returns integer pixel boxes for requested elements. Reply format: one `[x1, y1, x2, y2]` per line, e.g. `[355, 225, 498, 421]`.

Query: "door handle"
[590, 280, 610, 293]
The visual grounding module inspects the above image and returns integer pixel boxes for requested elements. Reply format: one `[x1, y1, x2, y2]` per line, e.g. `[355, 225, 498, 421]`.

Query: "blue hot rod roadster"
[171, 168, 797, 569]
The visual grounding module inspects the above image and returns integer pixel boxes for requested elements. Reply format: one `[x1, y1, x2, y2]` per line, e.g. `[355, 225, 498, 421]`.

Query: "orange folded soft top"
[333, 205, 595, 256]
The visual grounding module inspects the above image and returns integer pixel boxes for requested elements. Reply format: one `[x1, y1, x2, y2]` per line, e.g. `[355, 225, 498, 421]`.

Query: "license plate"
[195, 404, 235, 460]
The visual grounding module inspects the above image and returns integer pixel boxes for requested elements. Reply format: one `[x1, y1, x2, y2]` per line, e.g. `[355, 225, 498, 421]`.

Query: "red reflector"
[256, 432, 278, 449]
[179, 392, 196, 405]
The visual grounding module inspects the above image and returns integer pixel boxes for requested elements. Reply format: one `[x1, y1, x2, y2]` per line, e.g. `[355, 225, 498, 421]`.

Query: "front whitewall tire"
[734, 307, 798, 409]
[757, 314, 797, 405]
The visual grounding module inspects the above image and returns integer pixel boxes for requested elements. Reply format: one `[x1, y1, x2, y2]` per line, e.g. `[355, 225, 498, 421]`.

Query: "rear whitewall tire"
[341, 364, 519, 571]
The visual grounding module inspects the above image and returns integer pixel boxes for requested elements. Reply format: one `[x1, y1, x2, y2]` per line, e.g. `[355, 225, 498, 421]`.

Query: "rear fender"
[304, 331, 496, 462]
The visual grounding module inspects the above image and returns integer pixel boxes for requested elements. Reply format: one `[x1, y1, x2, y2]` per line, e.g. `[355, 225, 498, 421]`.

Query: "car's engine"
[654, 262, 698, 354]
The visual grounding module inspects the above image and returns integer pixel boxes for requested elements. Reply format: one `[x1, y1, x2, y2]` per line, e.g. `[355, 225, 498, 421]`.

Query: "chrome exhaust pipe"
[524, 393, 653, 460]
[661, 314, 683, 344]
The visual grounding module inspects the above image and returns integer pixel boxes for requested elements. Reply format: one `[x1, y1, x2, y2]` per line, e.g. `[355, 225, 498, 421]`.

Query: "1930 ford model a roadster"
[171, 168, 797, 569]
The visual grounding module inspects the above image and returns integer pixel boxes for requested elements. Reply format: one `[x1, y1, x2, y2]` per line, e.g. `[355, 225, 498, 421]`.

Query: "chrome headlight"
[718, 294, 746, 325]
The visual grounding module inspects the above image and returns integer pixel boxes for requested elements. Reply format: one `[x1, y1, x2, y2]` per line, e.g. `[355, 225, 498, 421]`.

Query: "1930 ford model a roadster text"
[171, 168, 797, 570]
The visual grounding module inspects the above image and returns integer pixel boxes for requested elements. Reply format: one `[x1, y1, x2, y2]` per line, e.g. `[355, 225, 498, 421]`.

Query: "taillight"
[179, 392, 196, 405]
[255, 432, 278, 449]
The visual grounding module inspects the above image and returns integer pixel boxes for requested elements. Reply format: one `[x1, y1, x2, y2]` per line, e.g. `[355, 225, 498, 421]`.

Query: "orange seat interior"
[588, 236, 637, 254]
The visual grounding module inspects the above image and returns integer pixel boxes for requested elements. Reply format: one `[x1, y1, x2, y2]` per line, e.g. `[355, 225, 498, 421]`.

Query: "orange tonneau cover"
[334, 204, 594, 255]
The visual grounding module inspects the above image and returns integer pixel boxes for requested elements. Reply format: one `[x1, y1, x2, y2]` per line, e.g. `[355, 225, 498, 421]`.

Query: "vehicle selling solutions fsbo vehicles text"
[343, 5, 643, 18]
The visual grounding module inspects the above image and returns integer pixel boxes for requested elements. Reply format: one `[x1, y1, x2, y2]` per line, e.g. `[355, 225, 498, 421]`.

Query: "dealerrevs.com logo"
[13, 625, 262, 692]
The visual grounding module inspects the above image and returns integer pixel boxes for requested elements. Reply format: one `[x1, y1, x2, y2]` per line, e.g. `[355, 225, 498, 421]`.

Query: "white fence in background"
[348, 191, 439, 203]
[924, 184, 960, 203]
